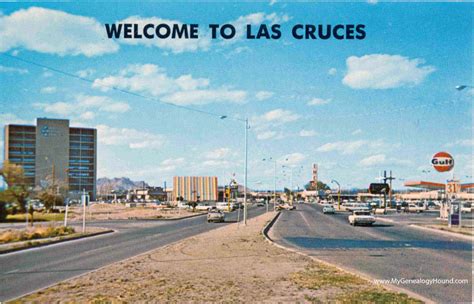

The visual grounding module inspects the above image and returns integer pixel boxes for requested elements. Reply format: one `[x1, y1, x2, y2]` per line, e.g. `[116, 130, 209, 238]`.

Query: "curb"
[128, 212, 207, 221]
[409, 224, 473, 242]
[0, 229, 114, 255]
[261, 212, 434, 304]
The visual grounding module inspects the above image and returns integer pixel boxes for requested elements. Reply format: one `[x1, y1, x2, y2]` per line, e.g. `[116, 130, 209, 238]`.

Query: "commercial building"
[4, 118, 97, 199]
[172, 176, 218, 202]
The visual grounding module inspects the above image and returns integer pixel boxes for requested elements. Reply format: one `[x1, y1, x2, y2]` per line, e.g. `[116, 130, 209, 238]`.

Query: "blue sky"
[0, 1, 472, 190]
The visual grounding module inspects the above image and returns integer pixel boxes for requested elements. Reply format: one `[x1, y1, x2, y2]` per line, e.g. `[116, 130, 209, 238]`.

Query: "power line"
[1, 53, 227, 119]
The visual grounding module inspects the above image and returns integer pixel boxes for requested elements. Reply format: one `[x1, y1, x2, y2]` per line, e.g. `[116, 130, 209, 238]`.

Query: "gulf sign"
[431, 152, 454, 172]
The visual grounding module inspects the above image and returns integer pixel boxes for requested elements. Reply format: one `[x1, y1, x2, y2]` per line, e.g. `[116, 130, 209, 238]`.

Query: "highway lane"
[0, 206, 267, 301]
[270, 203, 472, 303]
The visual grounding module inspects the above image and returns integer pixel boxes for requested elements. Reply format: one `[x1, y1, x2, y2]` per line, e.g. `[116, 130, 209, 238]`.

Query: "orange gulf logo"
[431, 152, 454, 172]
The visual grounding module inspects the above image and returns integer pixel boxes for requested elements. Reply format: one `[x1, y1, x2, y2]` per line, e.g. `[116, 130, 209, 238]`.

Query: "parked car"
[348, 211, 376, 226]
[207, 209, 225, 223]
[406, 204, 424, 213]
[256, 201, 265, 207]
[322, 205, 335, 214]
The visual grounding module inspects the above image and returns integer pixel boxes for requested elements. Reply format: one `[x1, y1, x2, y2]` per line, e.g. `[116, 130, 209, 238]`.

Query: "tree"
[304, 181, 330, 191]
[34, 174, 67, 211]
[0, 161, 31, 215]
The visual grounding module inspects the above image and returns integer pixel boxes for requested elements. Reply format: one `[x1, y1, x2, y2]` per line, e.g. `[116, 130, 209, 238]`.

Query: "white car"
[406, 204, 424, 213]
[322, 205, 335, 214]
[207, 209, 225, 223]
[348, 211, 375, 226]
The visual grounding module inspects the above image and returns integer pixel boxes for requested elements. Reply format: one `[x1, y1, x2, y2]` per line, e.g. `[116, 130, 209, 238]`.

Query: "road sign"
[369, 183, 390, 194]
[431, 152, 454, 172]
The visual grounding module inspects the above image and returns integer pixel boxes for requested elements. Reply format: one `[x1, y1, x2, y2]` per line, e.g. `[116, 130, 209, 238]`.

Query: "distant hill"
[97, 177, 149, 193]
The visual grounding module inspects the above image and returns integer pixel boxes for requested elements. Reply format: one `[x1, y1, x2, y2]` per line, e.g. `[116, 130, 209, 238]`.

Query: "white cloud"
[205, 148, 235, 160]
[0, 113, 29, 126]
[256, 130, 278, 140]
[115, 16, 211, 54]
[269, 0, 277, 5]
[343, 54, 435, 89]
[96, 124, 165, 150]
[299, 129, 318, 137]
[93, 64, 248, 106]
[307, 98, 331, 106]
[445, 139, 474, 147]
[202, 159, 232, 168]
[0, 65, 28, 74]
[258, 109, 300, 123]
[280, 152, 306, 166]
[352, 129, 362, 135]
[359, 154, 386, 166]
[359, 153, 412, 167]
[158, 157, 185, 172]
[34, 94, 130, 120]
[328, 68, 337, 76]
[40, 86, 57, 94]
[367, 0, 378, 4]
[76, 68, 96, 78]
[162, 88, 247, 105]
[316, 139, 391, 155]
[0, 7, 119, 57]
[255, 91, 274, 101]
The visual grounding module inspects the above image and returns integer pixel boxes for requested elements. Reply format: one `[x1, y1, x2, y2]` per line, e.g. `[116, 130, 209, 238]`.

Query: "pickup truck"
[348, 211, 376, 226]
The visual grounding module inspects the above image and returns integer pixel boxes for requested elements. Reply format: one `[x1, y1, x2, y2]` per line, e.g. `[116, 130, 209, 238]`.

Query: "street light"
[262, 157, 277, 212]
[455, 85, 473, 91]
[220, 116, 249, 225]
[331, 179, 341, 210]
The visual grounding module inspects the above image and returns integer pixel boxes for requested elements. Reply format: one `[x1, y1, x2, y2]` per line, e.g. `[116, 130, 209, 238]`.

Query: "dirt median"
[16, 212, 421, 303]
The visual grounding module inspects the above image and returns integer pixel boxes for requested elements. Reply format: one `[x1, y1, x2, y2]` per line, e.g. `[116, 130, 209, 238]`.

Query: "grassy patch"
[422, 224, 473, 236]
[336, 289, 423, 304]
[5, 212, 65, 222]
[290, 262, 364, 290]
[0, 226, 75, 244]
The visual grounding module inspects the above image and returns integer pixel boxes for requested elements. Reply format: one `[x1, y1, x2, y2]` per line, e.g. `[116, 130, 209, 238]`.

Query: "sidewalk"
[18, 212, 421, 303]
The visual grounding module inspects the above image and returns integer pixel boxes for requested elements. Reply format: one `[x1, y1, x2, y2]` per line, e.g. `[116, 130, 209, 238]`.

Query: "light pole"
[455, 85, 473, 91]
[262, 157, 277, 212]
[331, 179, 341, 210]
[220, 116, 249, 225]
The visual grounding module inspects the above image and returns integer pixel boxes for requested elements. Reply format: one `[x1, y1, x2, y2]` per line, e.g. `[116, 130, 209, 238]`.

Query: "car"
[207, 209, 225, 223]
[322, 205, 335, 214]
[348, 211, 376, 226]
[276, 203, 295, 211]
[406, 204, 424, 213]
[256, 201, 265, 207]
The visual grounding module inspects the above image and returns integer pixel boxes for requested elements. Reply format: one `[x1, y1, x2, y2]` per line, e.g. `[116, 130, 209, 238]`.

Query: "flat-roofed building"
[173, 176, 218, 202]
[3, 118, 97, 200]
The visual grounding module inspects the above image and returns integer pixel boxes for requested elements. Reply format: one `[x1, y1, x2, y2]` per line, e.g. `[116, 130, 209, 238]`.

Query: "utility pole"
[383, 170, 396, 210]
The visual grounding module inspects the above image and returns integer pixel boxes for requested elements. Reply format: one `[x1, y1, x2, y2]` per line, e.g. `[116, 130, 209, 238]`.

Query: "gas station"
[403, 152, 473, 227]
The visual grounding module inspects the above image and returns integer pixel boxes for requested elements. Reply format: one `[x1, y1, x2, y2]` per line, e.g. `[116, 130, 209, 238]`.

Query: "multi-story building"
[3, 118, 97, 200]
[172, 176, 218, 202]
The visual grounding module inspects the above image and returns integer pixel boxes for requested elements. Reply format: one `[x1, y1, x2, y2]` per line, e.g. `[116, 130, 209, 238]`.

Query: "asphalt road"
[0, 206, 267, 301]
[270, 203, 472, 303]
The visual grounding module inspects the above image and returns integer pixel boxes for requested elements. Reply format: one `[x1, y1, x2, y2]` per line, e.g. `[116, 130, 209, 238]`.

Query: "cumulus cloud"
[316, 139, 392, 155]
[0, 7, 119, 57]
[299, 129, 318, 137]
[93, 63, 248, 106]
[40, 86, 57, 94]
[34, 94, 130, 119]
[307, 98, 331, 106]
[352, 129, 362, 135]
[255, 91, 274, 101]
[76, 68, 96, 78]
[256, 130, 278, 140]
[342, 54, 435, 89]
[97, 124, 165, 150]
[115, 16, 211, 54]
[280, 152, 306, 166]
[359, 153, 412, 167]
[258, 109, 300, 123]
[205, 147, 236, 160]
[359, 154, 386, 166]
[0, 65, 28, 74]
[328, 68, 337, 76]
